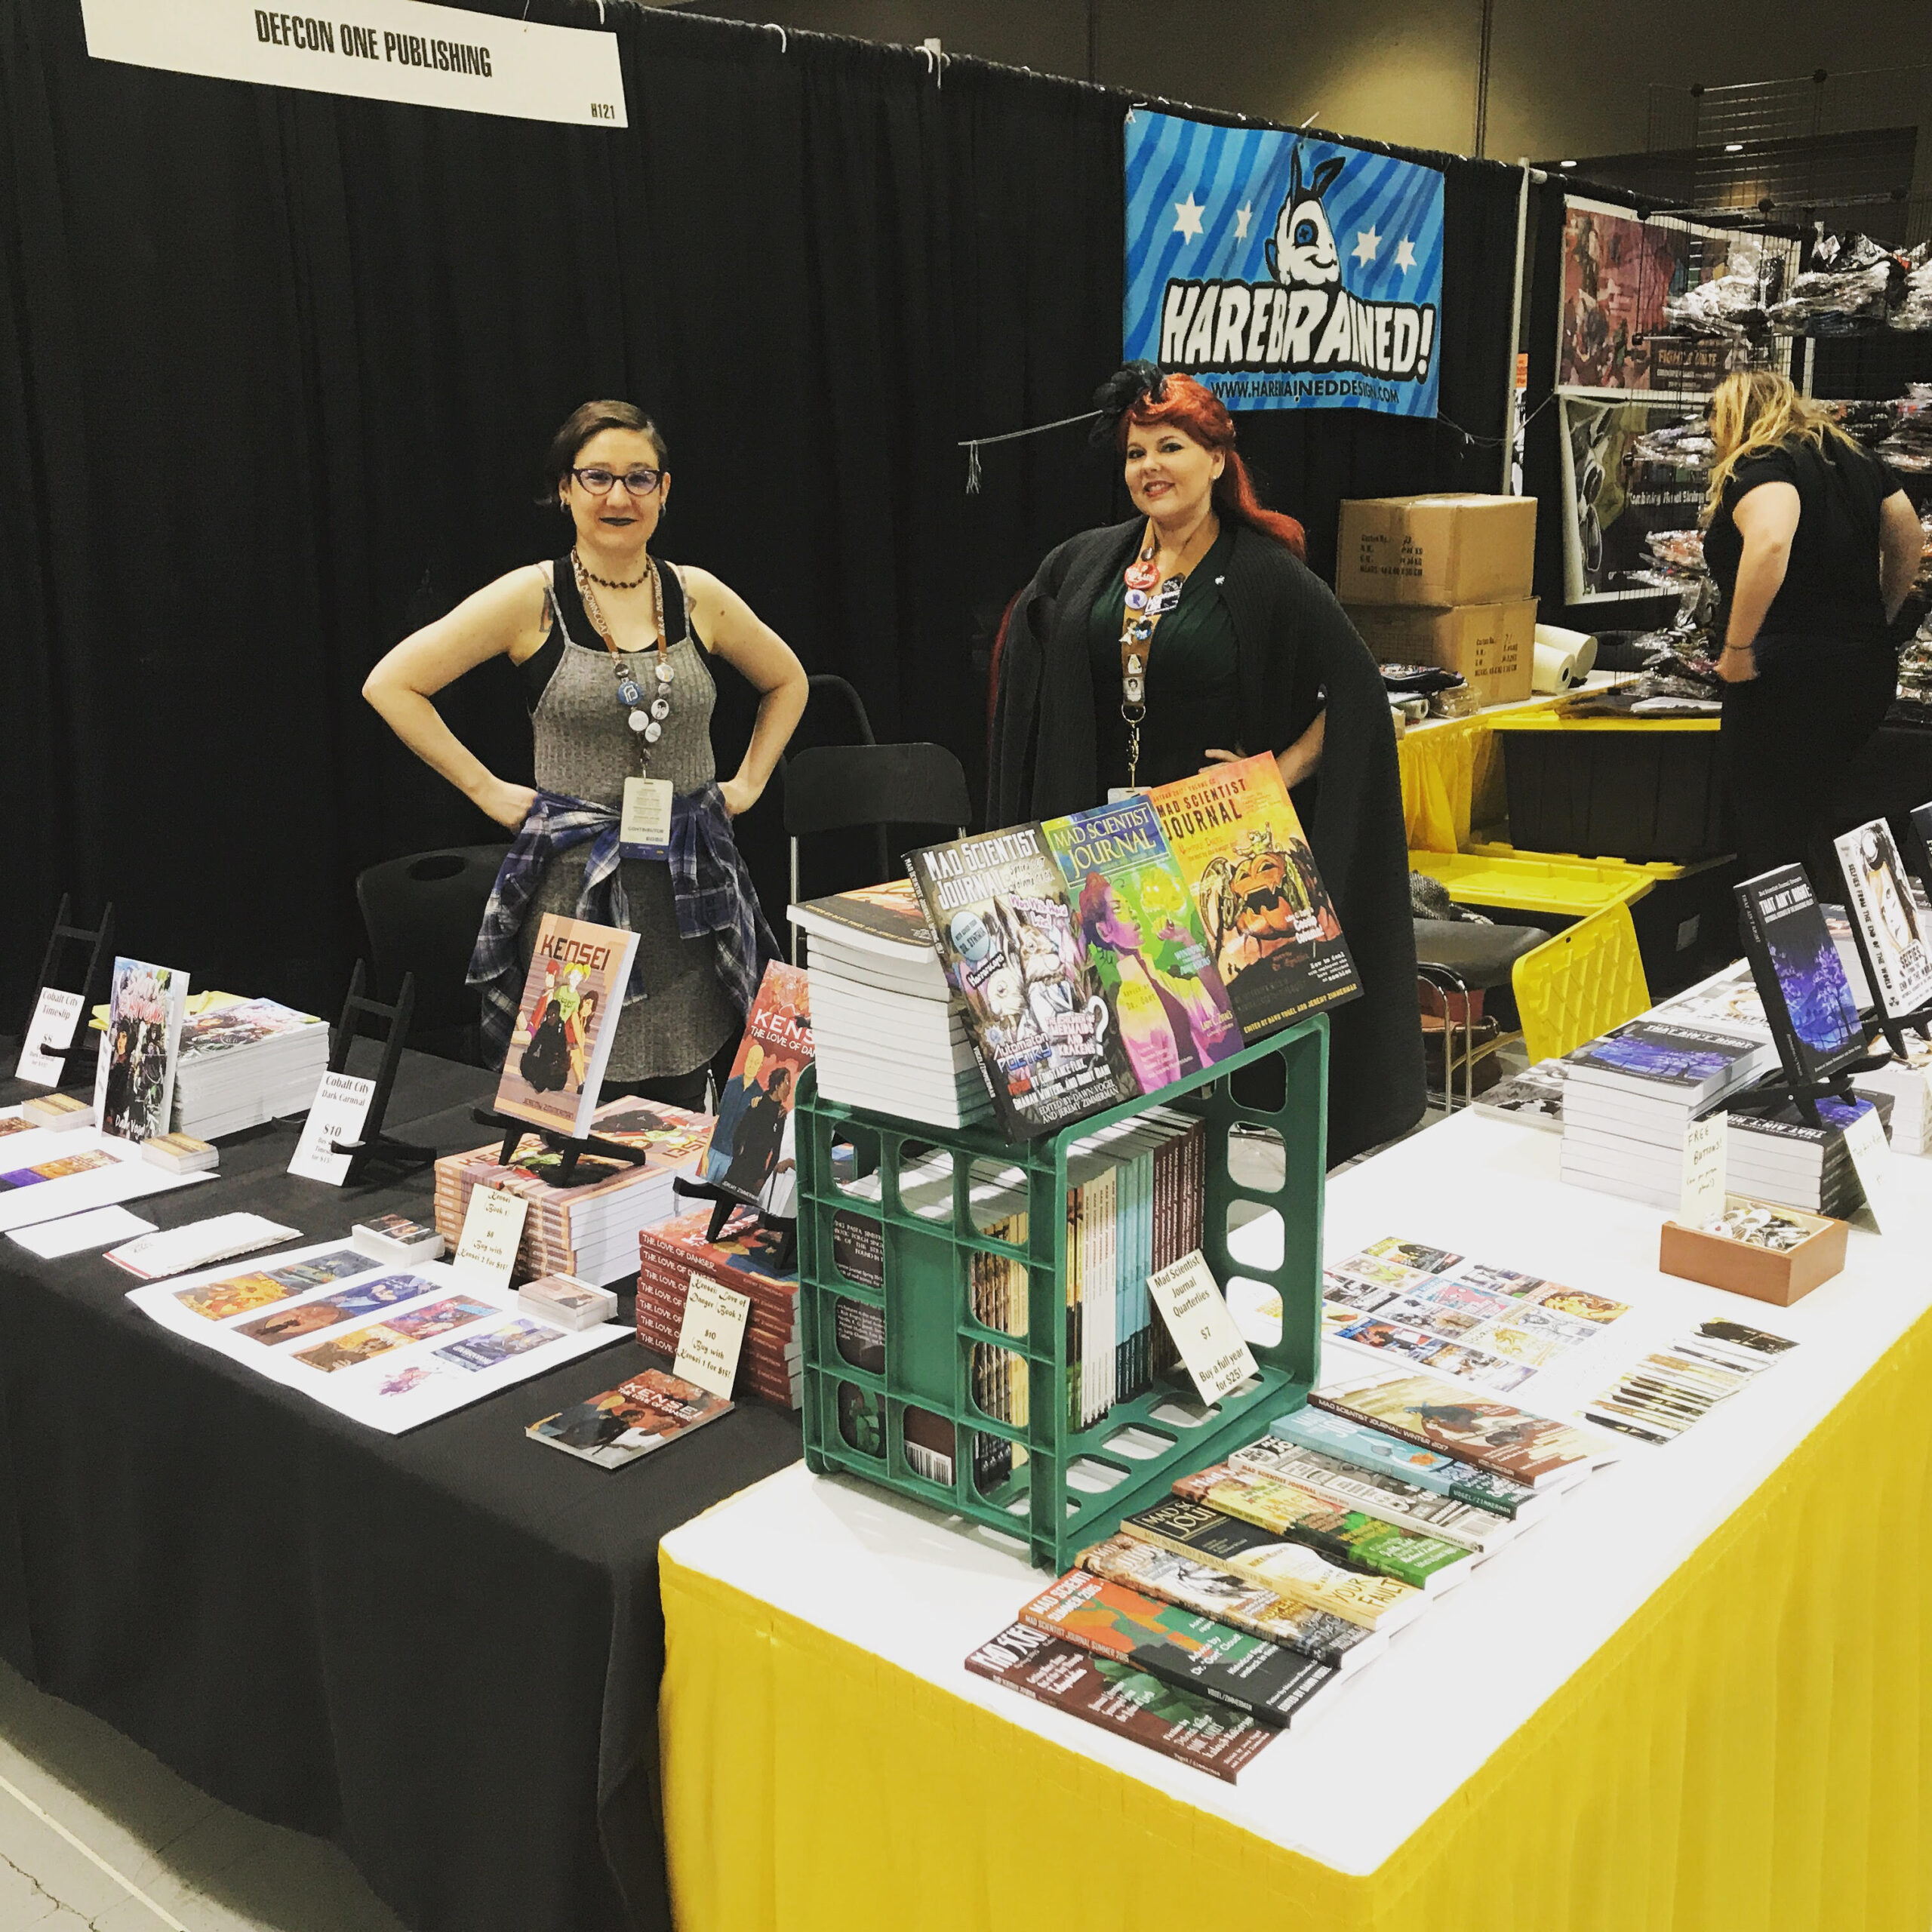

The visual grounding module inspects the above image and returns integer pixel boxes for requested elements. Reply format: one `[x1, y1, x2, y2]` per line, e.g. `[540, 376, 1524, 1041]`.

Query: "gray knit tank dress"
[517, 558, 740, 1081]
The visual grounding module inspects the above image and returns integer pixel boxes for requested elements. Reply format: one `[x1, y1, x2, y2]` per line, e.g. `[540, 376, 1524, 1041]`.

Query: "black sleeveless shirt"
[518, 555, 694, 712]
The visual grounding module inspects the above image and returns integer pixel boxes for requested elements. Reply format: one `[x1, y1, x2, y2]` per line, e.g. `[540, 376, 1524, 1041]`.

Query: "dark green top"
[1087, 525, 1241, 792]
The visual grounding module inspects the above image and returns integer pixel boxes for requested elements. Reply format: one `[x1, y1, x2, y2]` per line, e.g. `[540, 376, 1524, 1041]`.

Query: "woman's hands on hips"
[718, 774, 761, 817]
[476, 777, 538, 829]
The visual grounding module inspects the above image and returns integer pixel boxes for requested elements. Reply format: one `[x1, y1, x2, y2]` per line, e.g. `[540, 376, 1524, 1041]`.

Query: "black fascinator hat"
[1090, 361, 1168, 445]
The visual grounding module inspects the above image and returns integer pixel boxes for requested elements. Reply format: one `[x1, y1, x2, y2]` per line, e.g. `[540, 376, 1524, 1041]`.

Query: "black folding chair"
[354, 844, 510, 1064]
[782, 743, 971, 963]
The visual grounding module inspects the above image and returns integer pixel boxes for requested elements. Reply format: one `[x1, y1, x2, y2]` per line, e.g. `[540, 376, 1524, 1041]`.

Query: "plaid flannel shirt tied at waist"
[468, 786, 776, 1067]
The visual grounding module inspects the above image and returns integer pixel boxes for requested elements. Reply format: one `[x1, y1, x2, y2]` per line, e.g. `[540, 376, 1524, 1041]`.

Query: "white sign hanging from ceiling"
[82, 0, 627, 128]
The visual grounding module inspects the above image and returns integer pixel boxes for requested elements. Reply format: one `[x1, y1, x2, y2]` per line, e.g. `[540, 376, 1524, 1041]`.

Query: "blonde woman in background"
[1702, 371, 1924, 884]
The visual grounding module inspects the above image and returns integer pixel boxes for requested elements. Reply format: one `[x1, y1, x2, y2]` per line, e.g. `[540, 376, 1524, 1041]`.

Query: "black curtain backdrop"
[0, 0, 1523, 1028]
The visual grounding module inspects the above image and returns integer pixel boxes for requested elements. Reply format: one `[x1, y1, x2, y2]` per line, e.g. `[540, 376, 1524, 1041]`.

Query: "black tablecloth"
[0, 1049, 802, 1932]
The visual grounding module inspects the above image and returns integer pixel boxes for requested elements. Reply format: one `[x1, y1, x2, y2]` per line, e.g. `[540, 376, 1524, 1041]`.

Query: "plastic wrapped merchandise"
[1877, 385, 1932, 474]
[1889, 243, 1932, 333]
[1767, 232, 1909, 334]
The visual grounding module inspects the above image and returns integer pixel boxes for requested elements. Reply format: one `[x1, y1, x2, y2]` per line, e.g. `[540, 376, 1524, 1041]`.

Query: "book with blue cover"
[1736, 865, 1869, 1091]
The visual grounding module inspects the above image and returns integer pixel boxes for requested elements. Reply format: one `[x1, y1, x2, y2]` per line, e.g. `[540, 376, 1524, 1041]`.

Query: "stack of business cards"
[351, 1214, 446, 1265]
[518, 1272, 619, 1331]
[142, 1133, 219, 1174]
[21, 1091, 93, 1131]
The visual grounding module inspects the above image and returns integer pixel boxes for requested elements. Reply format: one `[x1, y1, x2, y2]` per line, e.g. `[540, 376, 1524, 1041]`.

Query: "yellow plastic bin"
[1487, 711, 1725, 863]
[1408, 849, 1654, 924]
[1462, 841, 1740, 994]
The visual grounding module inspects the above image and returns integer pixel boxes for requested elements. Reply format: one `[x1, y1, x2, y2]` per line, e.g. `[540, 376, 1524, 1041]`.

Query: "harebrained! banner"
[1124, 112, 1444, 417]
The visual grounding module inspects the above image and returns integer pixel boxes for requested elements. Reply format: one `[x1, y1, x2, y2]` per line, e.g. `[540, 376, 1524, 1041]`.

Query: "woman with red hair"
[987, 363, 1421, 1162]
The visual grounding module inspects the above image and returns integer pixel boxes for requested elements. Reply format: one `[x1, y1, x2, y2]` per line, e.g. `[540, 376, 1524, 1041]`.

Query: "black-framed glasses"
[570, 466, 663, 497]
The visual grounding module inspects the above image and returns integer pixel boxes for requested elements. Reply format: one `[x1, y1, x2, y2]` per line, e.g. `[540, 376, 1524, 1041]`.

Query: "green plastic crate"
[797, 1018, 1327, 1573]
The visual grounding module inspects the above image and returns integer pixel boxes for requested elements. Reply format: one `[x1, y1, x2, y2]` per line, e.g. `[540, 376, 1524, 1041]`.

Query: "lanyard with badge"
[574, 549, 675, 858]
[1109, 520, 1205, 801]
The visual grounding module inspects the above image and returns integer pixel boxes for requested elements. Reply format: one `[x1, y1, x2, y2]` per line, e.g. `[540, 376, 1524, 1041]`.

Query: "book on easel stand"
[672, 959, 811, 1269]
[1844, 812, 1932, 1060]
[469, 913, 649, 1186]
[12, 895, 115, 1088]
[1734, 865, 1888, 1128]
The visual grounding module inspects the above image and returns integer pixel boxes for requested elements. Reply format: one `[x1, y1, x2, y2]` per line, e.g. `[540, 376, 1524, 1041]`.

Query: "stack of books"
[171, 999, 329, 1140]
[636, 1204, 801, 1408]
[1559, 1018, 1775, 1209]
[789, 881, 990, 1129]
[1723, 1086, 1894, 1216]
[432, 1097, 712, 1286]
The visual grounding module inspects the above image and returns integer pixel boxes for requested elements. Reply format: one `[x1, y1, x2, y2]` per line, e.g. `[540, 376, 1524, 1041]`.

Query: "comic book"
[1171, 1463, 1473, 1591]
[906, 825, 1136, 1138]
[1310, 1369, 1618, 1489]
[1041, 795, 1241, 1094]
[963, 1620, 1278, 1783]
[93, 958, 191, 1144]
[1118, 1494, 1426, 1630]
[1076, 1531, 1386, 1672]
[1735, 866, 1869, 1090]
[1268, 1402, 1546, 1518]
[1147, 754, 1360, 1038]
[1018, 1568, 1335, 1726]
[1228, 1432, 1518, 1554]
[527, 1369, 731, 1468]
[492, 915, 640, 1139]
[703, 961, 812, 1214]
[1834, 818, 1932, 1021]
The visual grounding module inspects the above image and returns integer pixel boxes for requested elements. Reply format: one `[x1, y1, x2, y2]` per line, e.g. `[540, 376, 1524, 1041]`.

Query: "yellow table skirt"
[658, 1303, 1932, 1932]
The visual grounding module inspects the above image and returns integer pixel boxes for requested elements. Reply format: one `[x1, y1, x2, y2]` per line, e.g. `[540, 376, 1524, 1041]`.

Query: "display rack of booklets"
[798, 754, 1363, 1574]
[958, 1362, 1628, 1779]
[126, 1238, 628, 1433]
[171, 998, 329, 1139]
[637, 1204, 802, 1408]
[432, 1097, 712, 1287]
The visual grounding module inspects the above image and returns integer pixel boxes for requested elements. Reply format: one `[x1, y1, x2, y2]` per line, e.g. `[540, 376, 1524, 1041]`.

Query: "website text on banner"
[1124, 112, 1444, 419]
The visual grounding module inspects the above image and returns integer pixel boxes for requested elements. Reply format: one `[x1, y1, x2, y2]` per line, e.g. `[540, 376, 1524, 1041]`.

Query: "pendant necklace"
[573, 549, 672, 775]
[1118, 515, 1211, 789]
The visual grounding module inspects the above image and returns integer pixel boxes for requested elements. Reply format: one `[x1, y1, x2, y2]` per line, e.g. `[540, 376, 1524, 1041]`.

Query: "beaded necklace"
[572, 549, 673, 776]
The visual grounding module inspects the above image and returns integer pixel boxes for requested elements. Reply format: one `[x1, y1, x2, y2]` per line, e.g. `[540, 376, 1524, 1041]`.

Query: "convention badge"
[620, 776, 673, 858]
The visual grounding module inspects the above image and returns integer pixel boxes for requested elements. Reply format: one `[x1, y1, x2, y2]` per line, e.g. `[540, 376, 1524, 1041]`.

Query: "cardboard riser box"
[1343, 598, 1538, 708]
[1337, 493, 1537, 607]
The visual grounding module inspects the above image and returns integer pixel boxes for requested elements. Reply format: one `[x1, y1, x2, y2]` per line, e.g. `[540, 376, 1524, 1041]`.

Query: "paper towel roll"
[1536, 622, 1598, 679]
[1532, 637, 1580, 693]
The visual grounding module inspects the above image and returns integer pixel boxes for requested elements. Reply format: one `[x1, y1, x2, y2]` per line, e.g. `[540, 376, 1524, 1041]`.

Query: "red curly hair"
[1117, 374, 1306, 560]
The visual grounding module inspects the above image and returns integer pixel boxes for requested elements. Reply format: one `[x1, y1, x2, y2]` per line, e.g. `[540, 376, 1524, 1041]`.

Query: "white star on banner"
[1174, 195, 1206, 241]
[1352, 226, 1380, 266]
[1234, 203, 1254, 240]
[1395, 236, 1418, 271]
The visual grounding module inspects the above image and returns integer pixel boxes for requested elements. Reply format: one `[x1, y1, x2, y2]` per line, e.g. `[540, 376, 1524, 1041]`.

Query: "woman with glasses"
[364, 399, 808, 1108]
[1702, 371, 1924, 888]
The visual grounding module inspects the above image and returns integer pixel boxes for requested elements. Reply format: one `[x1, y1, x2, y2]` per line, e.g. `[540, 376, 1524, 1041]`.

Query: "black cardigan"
[989, 516, 1424, 1164]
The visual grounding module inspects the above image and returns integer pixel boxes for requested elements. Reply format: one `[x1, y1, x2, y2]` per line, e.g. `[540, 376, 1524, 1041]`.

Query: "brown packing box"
[1343, 598, 1537, 707]
[1337, 494, 1537, 606]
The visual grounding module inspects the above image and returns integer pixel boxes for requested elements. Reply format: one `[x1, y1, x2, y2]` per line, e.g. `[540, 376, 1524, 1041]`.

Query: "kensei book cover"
[1148, 753, 1360, 1038]
[1041, 795, 1241, 1093]
[1833, 818, 1932, 1020]
[493, 915, 640, 1139]
[1735, 866, 1869, 1090]
[705, 961, 812, 1214]
[906, 824, 1137, 1138]
[93, 958, 191, 1144]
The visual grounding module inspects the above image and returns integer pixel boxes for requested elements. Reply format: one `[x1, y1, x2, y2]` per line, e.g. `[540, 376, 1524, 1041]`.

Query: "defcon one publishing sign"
[82, 0, 627, 128]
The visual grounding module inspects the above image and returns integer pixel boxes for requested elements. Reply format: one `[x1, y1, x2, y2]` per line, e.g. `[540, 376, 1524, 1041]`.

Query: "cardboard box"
[1657, 1199, 1847, 1307]
[1337, 494, 1537, 606]
[1343, 598, 1537, 707]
